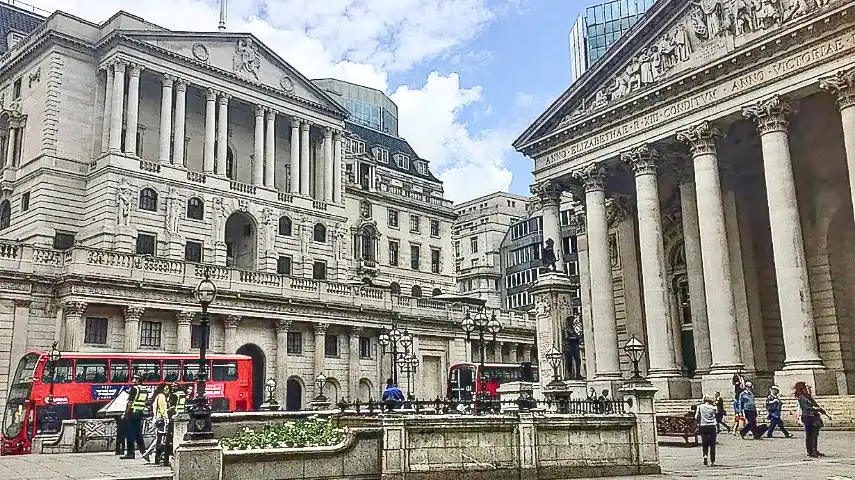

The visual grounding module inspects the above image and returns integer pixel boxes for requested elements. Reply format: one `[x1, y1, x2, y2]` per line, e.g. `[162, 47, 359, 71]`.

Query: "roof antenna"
[218, 0, 227, 31]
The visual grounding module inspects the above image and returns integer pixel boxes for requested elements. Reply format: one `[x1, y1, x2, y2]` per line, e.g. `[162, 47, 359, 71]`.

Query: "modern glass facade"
[569, 0, 655, 81]
[340, 97, 398, 135]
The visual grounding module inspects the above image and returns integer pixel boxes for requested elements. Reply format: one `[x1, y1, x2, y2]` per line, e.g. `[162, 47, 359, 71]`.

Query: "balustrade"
[229, 181, 257, 195]
[186, 171, 207, 183]
[139, 160, 161, 173]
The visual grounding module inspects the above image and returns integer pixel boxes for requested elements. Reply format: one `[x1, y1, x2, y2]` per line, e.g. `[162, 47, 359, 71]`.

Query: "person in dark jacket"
[765, 385, 792, 438]
[381, 378, 405, 411]
[713, 391, 730, 433]
[795, 381, 830, 457]
[121, 373, 148, 459]
[739, 382, 767, 439]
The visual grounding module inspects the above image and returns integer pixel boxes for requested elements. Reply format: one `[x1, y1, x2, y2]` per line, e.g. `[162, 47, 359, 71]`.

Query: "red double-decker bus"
[447, 362, 540, 401]
[1, 351, 253, 455]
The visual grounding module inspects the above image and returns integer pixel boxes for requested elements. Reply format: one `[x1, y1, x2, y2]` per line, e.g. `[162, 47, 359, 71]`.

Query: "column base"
[774, 367, 839, 395]
[700, 371, 741, 399]
[646, 375, 692, 399]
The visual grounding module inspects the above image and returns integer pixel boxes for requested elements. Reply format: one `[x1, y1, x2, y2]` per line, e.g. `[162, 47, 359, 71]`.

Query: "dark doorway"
[236, 343, 265, 410]
[286, 377, 302, 411]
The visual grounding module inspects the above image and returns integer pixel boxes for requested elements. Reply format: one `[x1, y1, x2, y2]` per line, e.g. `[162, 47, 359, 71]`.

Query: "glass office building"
[312, 78, 400, 136]
[569, 0, 655, 82]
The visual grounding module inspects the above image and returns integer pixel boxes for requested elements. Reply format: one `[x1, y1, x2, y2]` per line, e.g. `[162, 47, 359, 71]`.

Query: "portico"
[516, 1, 855, 397]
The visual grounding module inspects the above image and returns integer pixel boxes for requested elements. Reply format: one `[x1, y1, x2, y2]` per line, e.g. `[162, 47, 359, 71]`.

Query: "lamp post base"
[183, 401, 214, 441]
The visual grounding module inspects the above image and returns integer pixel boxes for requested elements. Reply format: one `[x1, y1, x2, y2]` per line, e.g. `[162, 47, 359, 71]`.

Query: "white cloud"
[28, 0, 518, 202]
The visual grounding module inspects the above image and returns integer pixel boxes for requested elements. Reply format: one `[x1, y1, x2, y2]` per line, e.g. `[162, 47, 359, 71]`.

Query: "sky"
[25, 0, 588, 203]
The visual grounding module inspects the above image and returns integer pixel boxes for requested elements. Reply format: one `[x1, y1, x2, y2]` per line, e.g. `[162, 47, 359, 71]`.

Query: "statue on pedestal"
[563, 315, 583, 380]
[541, 238, 558, 272]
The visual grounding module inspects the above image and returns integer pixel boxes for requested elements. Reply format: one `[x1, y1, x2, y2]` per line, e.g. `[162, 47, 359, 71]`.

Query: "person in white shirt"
[695, 395, 719, 467]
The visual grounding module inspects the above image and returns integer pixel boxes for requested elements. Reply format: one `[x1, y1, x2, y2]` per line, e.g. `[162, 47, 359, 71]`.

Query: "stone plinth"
[174, 438, 223, 480]
[529, 272, 576, 394]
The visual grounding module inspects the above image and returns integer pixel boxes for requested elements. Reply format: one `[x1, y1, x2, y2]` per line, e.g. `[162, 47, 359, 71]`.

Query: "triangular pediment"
[123, 32, 349, 116]
[515, 0, 839, 151]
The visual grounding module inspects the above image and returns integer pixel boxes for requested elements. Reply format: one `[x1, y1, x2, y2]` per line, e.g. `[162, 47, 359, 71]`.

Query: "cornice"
[0, 31, 94, 79]
[345, 185, 456, 219]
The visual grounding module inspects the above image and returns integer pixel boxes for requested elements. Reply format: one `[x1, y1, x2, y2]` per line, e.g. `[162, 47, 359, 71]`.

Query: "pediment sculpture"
[233, 38, 261, 80]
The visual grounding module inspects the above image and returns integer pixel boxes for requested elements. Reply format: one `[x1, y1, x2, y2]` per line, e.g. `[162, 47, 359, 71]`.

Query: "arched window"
[411, 285, 422, 298]
[360, 225, 377, 261]
[278, 216, 292, 236]
[313, 223, 327, 243]
[186, 197, 204, 220]
[432, 288, 442, 297]
[139, 188, 158, 212]
[0, 200, 10, 230]
[390, 282, 401, 295]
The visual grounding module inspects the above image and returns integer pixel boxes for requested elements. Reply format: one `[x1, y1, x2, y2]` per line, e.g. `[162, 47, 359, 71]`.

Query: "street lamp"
[314, 372, 327, 401]
[623, 335, 646, 381]
[545, 347, 564, 387]
[378, 317, 408, 386]
[460, 308, 502, 410]
[45, 342, 61, 406]
[397, 351, 420, 399]
[187, 269, 217, 440]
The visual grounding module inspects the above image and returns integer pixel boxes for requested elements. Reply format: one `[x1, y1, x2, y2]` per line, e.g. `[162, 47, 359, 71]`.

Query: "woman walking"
[695, 395, 718, 466]
[794, 381, 830, 458]
[142, 383, 170, 464]
[713, 392, 730, 433]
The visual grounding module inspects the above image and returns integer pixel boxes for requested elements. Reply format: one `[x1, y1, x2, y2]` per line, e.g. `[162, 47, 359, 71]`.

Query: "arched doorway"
[235, 344, 265, 410]
[225, 211, 257, 269]
[285, 376, 303, 411]
[358, 379, 373, 402]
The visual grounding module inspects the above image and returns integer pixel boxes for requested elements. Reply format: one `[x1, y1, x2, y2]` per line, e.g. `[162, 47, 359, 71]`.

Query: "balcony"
[357, 259, 379, 275]
[0, 242, 535, 331]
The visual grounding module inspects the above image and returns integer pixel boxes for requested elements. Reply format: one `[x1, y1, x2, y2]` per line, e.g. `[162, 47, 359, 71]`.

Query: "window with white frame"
[396, 154, 410, 170]
[415, 160, 426, 175]
[375, 147, 389, 163]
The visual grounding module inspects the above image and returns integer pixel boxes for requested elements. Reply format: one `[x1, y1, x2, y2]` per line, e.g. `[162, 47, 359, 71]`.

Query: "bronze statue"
[563, 315, 583, 380]
[541, 238, 558, 272]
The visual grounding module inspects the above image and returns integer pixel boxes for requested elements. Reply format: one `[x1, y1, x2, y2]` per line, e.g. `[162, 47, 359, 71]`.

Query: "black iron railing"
[330, 396, 628, 416]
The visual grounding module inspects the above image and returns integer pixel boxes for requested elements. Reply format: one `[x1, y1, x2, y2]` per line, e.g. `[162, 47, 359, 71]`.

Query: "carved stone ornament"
[620, 144, 660, 176]
[277, 319, 293, 332]
[237, 198, 250, 212]
[176, 311, 196, 325]
[225, 315, 242, 329]
[819, 67, 855, 109]
[571, 208, 586, 235]
[280, 75, 295, 93]
[64, 301, 88, 317]
[124, 305, 145, 321]
[571, 163, 606, 193]
[742, 95, 792, 135]
[212, 197, 227, 242]
[192, 43, 210, 62]
[117, 179, 134, 227]
[233, 38, 261, 80]
[314, 322, 329, 334]
[534, 295, 551, 320]
[529, 179, 563, 204]
[677, 121, 721, 157]
[606, 195, 633, 227]
[28, 68, 40, 88]
[165, 188, 181, 236]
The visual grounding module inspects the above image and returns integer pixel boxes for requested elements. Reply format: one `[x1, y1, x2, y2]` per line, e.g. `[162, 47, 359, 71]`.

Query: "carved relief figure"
[591, 87, 610, 109]
[165, 189, 180, 235]
[757, 0, 783, 29]
[534, 295, 551, 319]
[233, 38, 261, 80]
[625, 57, 642, 90]
[300, 215, 311, 262]
[212, 197, 227, 242]
[117, 180, 134, 227]
[609, 76, 629, 100]
[638, 49, 655, 85]
[691, 0, 724, 38]
[673, 24, 692, 62]
[333, 226, 346, 261]
[732, 0, 757, 35]
[261, 208, 275, 253]
[541, 238, 558, 272]
[563, 315, 583, 380]
[785, 0, 812, 21]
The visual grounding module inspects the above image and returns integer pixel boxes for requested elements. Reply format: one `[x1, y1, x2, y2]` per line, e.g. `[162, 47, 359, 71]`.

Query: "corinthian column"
[224, 315, 241, 354]
[109, 61, 126, 152]
[172, 79, 187, 166]
[572, 164, 621, 379]
[743, 97, 826, 375]
[216, 93, 230, 176]
[253, 106, 265, 185]
[158, 75, 174, 163]
[349, 327, 363, 400]
[300, 121, 311, 196]
[176, 311, 195, 354]
[290, 118, 301, 193]
[323, 128, 334, 202]
[124, 64, 143, 156]
[203, 88, 216, 173]
[531, 180, 564, 273]
[313, 323, 328, 396]
[621, 145, 680, 380]
[265, 109, 276, 188]
[333, 131, 343, 204]
[123, 306, 145, 353]
[101, 66, 113, 153]
[678, 122, 744, 379]
[276, 320, 292, 403]
[821, 68, 855, 227]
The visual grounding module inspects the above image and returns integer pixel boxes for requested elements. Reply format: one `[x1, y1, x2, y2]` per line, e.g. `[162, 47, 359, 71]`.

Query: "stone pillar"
[300, 121, 310, 196]
[743, 96, 832, 392]
[574, 210, 596, 381]
[323, 128, 334, 202]
[4, 128, 16, 167]
[820, 68, 855, 228]
[265, 109, 276, 188]
[101, 66, 113, 153]
[172, 79, 187, 166]
[224, 315, 240, 354]
[124, 64, 142, 156]
[677, 121, 744, 393]
[216, 93, 229, 176]
[349, 327, 362, 400]
[63, 301, 87, 351]
[531, 180, 564, 273]
[333, 132, 343, 204]
[520, 344, 532, 364]
[158, 75, 173, 163]
[108, 61, 125, 152]
[573, 164, 621, 380]
[252, 106, 265, 185]
[618, 382, 662, 475]
[203, 88, 216, 173]
[529, 274, 575, 392]
[506, 342, 517, 364]
[313, 323, 328, 396]
[123, 306, 145, 353]
[176, 311, 194, 354]
[276, 320, 292, 403]
[290, 118, 301, 193]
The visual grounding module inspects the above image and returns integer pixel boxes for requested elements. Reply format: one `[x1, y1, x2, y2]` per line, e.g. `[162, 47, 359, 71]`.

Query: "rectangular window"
[430, 219, 440, 237]
[277, 255, 292, 275]
[110, 359, 130, 383]
[185, 240, 203, 263]
[183, 361, 208, 382]
[388, 209, 399, 228]
[313, 261, 327, 280]
[74, 359, 108, 383]
[44, 359, 73, 383]
[325, 335, 339, 357]
[136, 233, 156, 255]
[131, 360, 161, 382]
[359, 337, 371, 359]
[410, 215, 420, 233]
[286, 331, 302, 355]
[20, 192, 29, 211]
[12, 78, 21, 99]
[410, 245, 420, 271]
[191, 324, 209, 349]
[139, 321, 162, 348]
[83, 317, 108, 345]
[389, 241, 399, 266]
[53, 232, 75, 250]
[376, 148, 389, 163]
[431, 248, 441, 274]
[470, 237, 478, 254]
[212, 361, 238, 381]
[163, 360, 180, 382]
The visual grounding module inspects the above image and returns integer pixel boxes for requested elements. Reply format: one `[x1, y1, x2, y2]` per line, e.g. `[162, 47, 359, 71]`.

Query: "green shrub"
[220, 417, 346, 451]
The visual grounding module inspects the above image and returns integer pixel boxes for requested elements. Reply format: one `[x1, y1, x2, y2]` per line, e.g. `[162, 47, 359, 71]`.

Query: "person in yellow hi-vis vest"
[162, 381, 186, 467]
[121, 373, 148, 459]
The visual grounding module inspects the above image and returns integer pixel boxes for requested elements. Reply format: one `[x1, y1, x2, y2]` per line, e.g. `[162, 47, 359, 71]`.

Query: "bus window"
[183, 361, 208, 382]
[73, 403, 103, 420]
[211, 398, 230, 412]
[163, 361, 180, 382]
[110, 359, 130, 383]
[75, 359, 108, 383]
[132, 360, 161, 382]
[43, 359, 74, 384]
[212, 361, 237, 381]
[36, 404, 71, 435]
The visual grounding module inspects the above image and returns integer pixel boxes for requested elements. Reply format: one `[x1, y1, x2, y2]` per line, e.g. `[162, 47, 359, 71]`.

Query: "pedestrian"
[794, 381, 831, 458]
[598, 389, 612, 414]
[121, 373, 148, 459]
[142, 383, 170, 464]
[163, 382, 186, 468]
[695, 395, 718, 467]
[713, 392, 730, 433]
[739, 381, 767, 439]
[765, 385, 792, 438]
[381, 378, 404, 411]
[113, 386, 128, 455]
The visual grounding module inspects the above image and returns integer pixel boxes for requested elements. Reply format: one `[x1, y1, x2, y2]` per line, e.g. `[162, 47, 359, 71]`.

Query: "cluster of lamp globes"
[378, 324, 420, 373]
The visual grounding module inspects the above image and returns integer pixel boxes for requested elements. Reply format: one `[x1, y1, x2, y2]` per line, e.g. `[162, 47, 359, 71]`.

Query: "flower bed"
[220, 417, 346, 451]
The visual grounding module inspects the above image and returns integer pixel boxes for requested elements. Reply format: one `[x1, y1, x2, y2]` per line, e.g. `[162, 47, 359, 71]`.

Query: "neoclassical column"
[333, 132, 343, 203]
[265, 109, 276, 188]
[677, 121, 743, 373]
[224, 315, 241, 354]
[216, 93, 230, 176]
[505, 342, 517, 364]
[203, 88, 216, 173]
[743, 96, 824, 370]
[323, 128, 334, 202]
[820, 68, 855, 227]
[520, 344, 532, 364]
[63, 301, 87, 351]
[348, 327, 362, 401]
[172, 79, 187, 166]
[176, 311, 195, 354]
[124, 64, 143, 156]
[252, 105, 265, 185]
[313, 323, 328, 395]
[158, 75, 174, 163]
[300, 121, 311, 196]
[108, 61, 126, 152]
[572, 164, 621, 379]
[276, 320, 292, 402]
[290, 118, 301, 193]
[4, 128, 16, 167]
[101, 66, 113, 153]
[531, 180, 564, 273]
[621, 145, 680, 377]
[123, 305, 145, 353]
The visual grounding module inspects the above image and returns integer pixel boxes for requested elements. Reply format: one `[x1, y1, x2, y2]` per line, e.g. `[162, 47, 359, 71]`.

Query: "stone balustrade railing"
[0, 242, 535, 330]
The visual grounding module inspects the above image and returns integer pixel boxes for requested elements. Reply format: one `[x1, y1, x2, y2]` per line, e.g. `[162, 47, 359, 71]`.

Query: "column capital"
[291, 117, 302, 128]
[255, 105, 266, 116]
[677, 121, 721, 157]
[174, 78, 188, 92]
[313, 322, 329, 334]
[620, 144, 660, 176]
[300, 120, 311, 131]
[128, 64, 143, 77]
[63, 301, 87, 317]
[161, 74, 174, 88]
[176, 311, 195, 326]
[113, 61, 127, 74]
[205, 88, 217, 101]
[217, 93, 231, 105]
[572, 163, 606, 193]
[819, 67, 855, 109]
[529, 179, 562, 205]
[742, 95, 792, 135]
[324, 127, 333, 138]
[124, 305, 145, 322]
[277, 319, 293, 332]
[225, 315, 242, 329]
[350, 326, 364, 338]
[267, 108, 278, 118]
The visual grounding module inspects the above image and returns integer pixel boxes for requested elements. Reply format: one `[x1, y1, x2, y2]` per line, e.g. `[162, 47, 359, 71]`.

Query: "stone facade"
[0, 9, 536, 410]
[516, 0, 855, 397]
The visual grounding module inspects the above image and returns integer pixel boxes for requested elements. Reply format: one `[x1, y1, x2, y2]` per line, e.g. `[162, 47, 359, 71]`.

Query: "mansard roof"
[0, 2, 45, 54]
[346, 122, 440, 182]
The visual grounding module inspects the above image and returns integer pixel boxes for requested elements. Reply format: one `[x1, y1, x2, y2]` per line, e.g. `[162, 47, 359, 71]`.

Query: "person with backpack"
[381, 378, 405, 411]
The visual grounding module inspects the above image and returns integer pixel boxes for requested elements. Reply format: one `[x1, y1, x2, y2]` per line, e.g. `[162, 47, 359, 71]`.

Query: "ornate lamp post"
[186, 270, 217, 439]
[545, 347, 565, 388]
[261, 378, 280, 411]
[378, 317, 411, 387]
[312, 372, 330, 410]
[623, 335, 646, 382]
[45, 342, 61, 406]
[397, 351, 420, 399]
[460, 308, 502, 410]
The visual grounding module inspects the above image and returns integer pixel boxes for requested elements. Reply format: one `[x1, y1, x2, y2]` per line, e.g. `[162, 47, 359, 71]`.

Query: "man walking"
[739, 381, 767, 439]
[766, 385, 792, 438]
[121, 373, 148, 459]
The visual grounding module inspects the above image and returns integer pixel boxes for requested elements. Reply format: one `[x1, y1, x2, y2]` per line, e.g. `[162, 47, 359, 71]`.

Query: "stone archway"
[357, 378, 373, 402]
[225, 211, 257, 269]
[235, 343, 265, 410]
[285, 376, 303, 411]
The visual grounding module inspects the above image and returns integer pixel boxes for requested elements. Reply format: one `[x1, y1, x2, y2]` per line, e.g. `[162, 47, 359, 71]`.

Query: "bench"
[656, 415, 699, 445]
